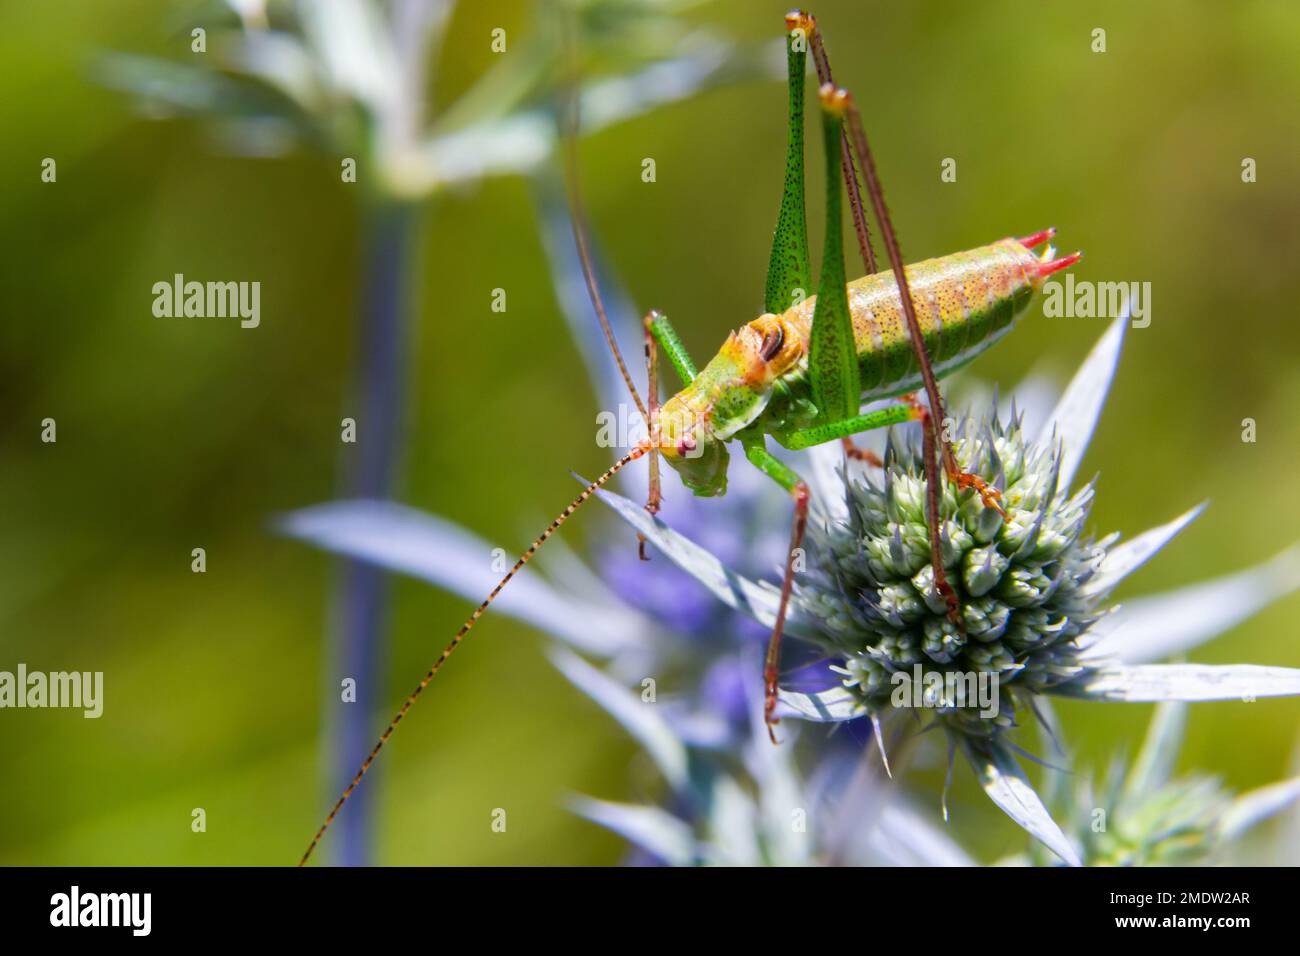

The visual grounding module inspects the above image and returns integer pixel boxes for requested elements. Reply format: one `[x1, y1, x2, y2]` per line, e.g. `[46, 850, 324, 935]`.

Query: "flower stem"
[323, 199, 419, 866]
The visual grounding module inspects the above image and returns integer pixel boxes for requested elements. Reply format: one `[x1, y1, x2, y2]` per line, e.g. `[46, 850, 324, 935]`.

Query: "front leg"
[746, 405, 918, 741]
[841, 437, 882, 466]
[741, 438, 810, 744]
[640, 312, 663, 561]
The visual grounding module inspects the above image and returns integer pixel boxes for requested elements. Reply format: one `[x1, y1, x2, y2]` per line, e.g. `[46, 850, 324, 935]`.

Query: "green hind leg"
[801, 15, 976, 627]
[763, 13, 811, 316]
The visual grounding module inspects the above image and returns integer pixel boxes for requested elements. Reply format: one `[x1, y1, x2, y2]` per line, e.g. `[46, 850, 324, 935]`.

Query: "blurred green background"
[2, 0, 1298, 865]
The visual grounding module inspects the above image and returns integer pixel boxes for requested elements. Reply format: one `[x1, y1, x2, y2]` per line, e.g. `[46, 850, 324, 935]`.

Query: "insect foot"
[951, 469, 1008, 519]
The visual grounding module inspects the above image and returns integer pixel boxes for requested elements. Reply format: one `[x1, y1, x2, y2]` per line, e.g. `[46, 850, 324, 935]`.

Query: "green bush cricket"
[298, 9, 1081, 866]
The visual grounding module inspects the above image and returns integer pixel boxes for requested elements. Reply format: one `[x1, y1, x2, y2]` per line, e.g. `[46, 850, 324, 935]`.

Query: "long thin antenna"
[559, 28, 649, 425]
[298, 446, 647, 866]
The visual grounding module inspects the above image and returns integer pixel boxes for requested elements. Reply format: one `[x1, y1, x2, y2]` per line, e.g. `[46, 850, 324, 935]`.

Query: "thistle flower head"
[797, 406, 1111, 735]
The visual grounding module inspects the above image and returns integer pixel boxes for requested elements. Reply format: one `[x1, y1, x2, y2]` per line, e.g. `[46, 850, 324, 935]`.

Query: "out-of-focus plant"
[103, 0, 773, 865]
[1011, 702, 1300, 866]
[99, 0, 769, 199]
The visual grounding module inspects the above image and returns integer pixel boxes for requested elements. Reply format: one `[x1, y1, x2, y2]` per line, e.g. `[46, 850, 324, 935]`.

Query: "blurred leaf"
[965, 738, 1081, 867]
[1059, 664, 1300, 702]
[278, 499, 650, 657]
[570, 796, 695, 865]
[701, 774, 760, 866]
[1220, 777, 1300, 842]
[1088, 543, 1300, 664]
[1037, 310, 1128, 492]
[596, 487, 814, 638]
[549, 647, 689, 790]
[296, 0, 401, 113]
[224, 30, 328, 116]
[869, 801, 977, 867]
[97, 52, 301, 121]
[1123, 701, 1187, 801]
[412, 39, 769, 193]
[1084, 502, 1207, 598]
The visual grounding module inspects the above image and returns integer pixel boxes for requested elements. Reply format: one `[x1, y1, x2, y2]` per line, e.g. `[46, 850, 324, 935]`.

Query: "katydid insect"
[298, 9, 1080, 865]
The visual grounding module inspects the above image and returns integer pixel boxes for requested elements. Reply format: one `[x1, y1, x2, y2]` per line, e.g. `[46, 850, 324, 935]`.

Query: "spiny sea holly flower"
[794, 404, 1105, 738]
[603, 314, 1300, 865]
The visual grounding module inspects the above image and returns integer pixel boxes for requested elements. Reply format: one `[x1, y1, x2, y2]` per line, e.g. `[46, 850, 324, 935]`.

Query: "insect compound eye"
[676, 435, 698, 456]
[759, 325, 785, 362]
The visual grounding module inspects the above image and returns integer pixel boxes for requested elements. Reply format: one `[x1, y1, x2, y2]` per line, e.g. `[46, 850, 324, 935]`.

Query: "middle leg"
[639, 311, 663, 561]
[841, 437, 882, 466]
[745, 402, 919, 742]
[740, 437, 810, 744]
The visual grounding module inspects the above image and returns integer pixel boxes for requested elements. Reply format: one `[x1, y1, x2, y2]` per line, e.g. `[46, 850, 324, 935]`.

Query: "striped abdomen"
[778, 237, 1043, 401]
[658, 236, 1064, 454]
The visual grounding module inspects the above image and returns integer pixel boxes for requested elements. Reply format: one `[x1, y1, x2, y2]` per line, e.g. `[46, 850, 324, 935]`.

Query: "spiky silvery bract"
[796, 406, 1115, 735]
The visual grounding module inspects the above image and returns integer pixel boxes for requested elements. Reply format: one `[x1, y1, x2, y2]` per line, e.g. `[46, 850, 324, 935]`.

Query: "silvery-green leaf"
[1087, 543, 1300, 664]
[297, 0, 401, 114]
[1219, 777, 1300, 842]
[807, 441, 849, 523]
[416, 112, 555, 191]
[701, 774, 762, 866]
[964, 738, 1081, 866]
[1123, 701, 1187, 801]
[97, 53, 286, 120]
[1037, 310, 1128, 492]
[596, 488, 812, 637]
[867, 802, 978, 867]
[1005, 375, 1059, 440]
[277, 499, 648, 657]
[569, 796, 695, 866]
[775, 685, 865, 722]
[738, 653, 814, 865]
[1057, 664, 1300, 702]
[224, 0, 267, 28]
[1281, 736, 1300, 860]
[577, 38, 742, 131]
[751, 741, 812, 865]
[1083, 502, 1207, 598]
[416, 42, 769, 192]
[225, 30, 327, 116]
[548, 647, 689, 791]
